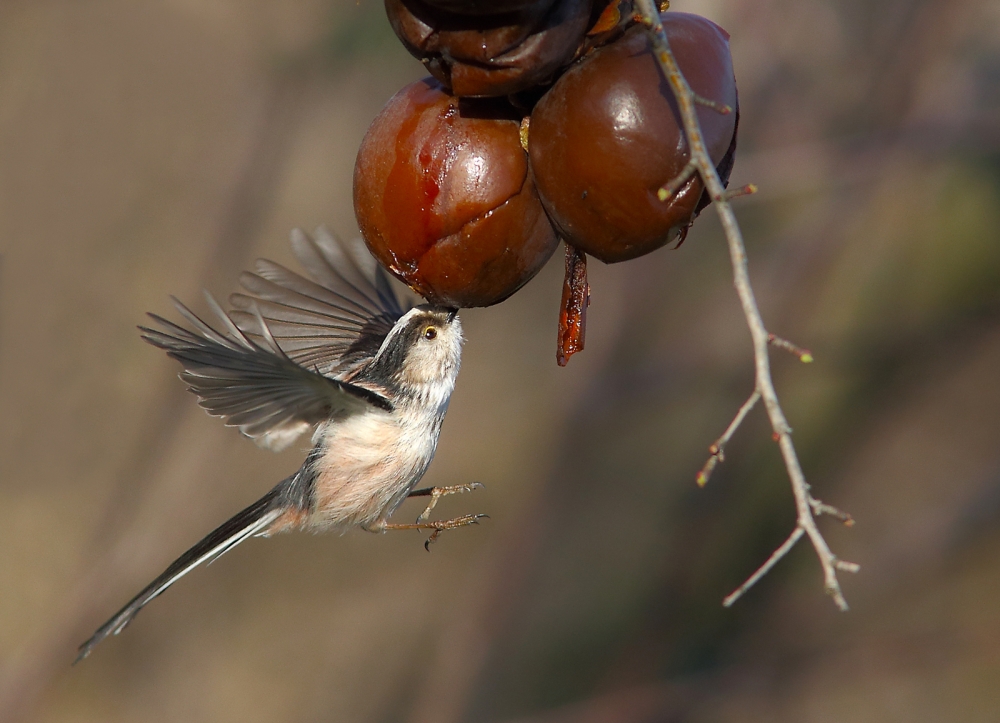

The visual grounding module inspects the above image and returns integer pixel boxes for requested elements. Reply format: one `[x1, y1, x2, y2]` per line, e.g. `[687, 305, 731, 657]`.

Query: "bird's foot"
[408, 482, 484, 523]
[381, 511, 488, 550]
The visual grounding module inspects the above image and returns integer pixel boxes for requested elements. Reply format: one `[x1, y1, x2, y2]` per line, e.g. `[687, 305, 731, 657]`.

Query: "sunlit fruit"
[354, 77, 559, 307]
[385, 0, 592, 97]
[528, 11, 739, 263]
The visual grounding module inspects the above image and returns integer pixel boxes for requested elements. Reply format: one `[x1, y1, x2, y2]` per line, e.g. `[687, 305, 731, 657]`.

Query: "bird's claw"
[413, 482, 485, 523]
[423, 513, 489, 551]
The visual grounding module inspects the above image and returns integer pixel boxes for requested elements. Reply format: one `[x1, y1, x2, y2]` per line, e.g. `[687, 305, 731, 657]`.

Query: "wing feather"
[292, 228, 391, 314]
[227, 228, 411, 374]
[141, 298, 393, 451]
[143, 228, 411, 450]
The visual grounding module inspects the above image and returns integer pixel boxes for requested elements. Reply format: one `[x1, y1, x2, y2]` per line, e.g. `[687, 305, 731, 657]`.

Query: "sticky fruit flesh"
[354, 78, 559, 308]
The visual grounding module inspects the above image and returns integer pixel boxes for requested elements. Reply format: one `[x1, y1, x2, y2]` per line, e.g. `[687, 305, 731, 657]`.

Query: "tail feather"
[76, 486, 287, 662]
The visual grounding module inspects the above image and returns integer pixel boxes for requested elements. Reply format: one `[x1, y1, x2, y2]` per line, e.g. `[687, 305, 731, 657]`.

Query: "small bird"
[77, 228, 482, 661]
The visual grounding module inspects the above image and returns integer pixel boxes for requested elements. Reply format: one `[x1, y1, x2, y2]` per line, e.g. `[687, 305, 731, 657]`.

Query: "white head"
[362, 305, 463, 406]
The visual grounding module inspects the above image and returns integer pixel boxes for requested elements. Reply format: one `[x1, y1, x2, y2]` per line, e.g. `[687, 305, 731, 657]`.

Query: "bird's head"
[363, 305, 463, 403]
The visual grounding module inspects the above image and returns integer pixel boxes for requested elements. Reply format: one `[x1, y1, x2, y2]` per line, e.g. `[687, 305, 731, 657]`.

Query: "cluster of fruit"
[354, 0, 738, 363]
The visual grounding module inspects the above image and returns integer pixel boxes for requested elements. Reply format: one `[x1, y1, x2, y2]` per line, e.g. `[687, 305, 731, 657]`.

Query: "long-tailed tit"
[77, 228, 480, 661]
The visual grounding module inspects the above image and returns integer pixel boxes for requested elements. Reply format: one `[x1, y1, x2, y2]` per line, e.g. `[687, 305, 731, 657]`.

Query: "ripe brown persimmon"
[416, 0, 552, 13]
[385, 0, 592, 97]
[354, 78, 559, 308]
[528, 12, 739, 263]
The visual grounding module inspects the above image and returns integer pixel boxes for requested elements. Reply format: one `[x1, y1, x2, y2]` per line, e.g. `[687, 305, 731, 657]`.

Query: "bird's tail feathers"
[76, 485, 288, 662]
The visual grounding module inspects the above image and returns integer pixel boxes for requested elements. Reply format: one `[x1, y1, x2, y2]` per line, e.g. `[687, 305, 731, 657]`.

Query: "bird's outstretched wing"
[141, 228, 407, 450]
[229, 227, 411, 375]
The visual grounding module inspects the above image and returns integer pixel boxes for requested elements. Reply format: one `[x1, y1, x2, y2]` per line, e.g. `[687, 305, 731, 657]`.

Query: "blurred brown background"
[1, 0, 999, 721]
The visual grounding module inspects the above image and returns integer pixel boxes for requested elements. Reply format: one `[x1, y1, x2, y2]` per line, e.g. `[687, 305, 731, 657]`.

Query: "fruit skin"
[385, 0, 591, 97]
[354, 78, 559, 308]
[415, 0, 552, 14]
[528, 12, 739, 263]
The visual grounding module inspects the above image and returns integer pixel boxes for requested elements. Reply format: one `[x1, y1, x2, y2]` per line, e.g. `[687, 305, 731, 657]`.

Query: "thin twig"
[809, 497, 855, 527]
[634, 0, 857, 609]
[722, 183, 758, 202]
[768, 333, 814, 363]
[697, 390, 760, 487]
[657, 160, 696, 201]
[723, 526, 804, 607]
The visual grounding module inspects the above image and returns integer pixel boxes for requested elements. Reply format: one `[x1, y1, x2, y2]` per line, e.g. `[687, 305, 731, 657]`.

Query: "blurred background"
[1, 0, 999, 721]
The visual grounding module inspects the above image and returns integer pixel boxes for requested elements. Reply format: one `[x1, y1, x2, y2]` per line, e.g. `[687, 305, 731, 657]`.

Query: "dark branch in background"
[633, 0, 858, 610]
[0, 73, 311, 723]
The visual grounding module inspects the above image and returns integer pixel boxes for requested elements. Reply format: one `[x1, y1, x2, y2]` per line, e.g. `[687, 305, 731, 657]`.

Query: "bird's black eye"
[423, 326, 437, 340]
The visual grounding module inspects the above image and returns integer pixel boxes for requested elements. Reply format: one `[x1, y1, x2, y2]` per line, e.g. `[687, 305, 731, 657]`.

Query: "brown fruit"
[528, 12, 739, 263]
[354, 78, 559, 308]
[416, 0, 552, 14]
[385, 0, 592, 97]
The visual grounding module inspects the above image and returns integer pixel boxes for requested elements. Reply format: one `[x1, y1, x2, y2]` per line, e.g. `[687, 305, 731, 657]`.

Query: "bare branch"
[767, 333, 814, 363]
[809, 496, 855, 526]
[633, 0, 857, 609]
[723, 526, 804, 607]
[657, 161, 697, 201]
[722, 183, 758, 202]
[697, 390, 760, 487]
[692, 93, 732, 115]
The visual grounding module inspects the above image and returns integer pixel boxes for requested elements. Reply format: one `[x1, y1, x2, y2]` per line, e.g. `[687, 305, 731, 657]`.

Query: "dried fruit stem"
[557, 244, 589, 366]
[634, 0, 857, 610]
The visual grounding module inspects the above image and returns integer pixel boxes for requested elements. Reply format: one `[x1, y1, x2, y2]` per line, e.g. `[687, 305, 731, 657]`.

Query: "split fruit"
[354, 77, 559, 308]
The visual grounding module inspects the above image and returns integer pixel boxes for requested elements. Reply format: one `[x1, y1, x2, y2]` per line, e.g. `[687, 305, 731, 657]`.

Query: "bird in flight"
[77, 228, 482, 661]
